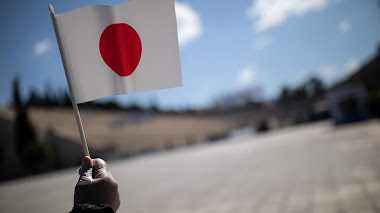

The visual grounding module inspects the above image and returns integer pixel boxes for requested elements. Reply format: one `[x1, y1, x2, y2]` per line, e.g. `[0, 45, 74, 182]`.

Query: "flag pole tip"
[49, 4, 54, 13]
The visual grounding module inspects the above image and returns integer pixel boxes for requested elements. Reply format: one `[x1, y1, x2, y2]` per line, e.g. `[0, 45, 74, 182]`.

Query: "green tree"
[12, 77, 36, 154]
[305, 77, 325, 97]
[13, 77, 53, 171]
[279, 86, 292, 101]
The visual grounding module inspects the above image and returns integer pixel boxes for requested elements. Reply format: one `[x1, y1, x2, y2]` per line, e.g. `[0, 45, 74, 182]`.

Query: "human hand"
[75, 157, 120, 212]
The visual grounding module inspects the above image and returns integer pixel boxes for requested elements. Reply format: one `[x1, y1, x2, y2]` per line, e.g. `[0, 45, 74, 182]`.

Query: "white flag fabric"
[51, 0, 182, 104]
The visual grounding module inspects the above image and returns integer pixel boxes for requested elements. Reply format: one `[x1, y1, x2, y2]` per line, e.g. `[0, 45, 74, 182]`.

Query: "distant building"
[327, 84, 369, 124]
[327, 45, 380, 124]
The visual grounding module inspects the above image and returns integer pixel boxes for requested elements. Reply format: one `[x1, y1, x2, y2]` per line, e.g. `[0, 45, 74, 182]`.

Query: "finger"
[77, 166, 82, 174]
[77, 156, 92, 174]
[93, 158, 111, 179]
[78, 156, 93, 183]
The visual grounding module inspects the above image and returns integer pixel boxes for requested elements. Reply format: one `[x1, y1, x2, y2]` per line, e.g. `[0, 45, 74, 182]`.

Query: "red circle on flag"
[99, 23, 142, 77]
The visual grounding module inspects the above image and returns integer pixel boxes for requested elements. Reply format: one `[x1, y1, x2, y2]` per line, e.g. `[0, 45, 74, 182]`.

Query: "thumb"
[93, 158, 110, 179]
[78, 156, 93, 183]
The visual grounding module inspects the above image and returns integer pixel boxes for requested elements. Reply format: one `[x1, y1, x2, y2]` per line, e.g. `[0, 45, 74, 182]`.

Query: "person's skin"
[75, 157, 121, 212]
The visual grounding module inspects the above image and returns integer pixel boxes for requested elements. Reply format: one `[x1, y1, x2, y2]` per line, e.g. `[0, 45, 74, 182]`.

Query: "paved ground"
[1, 120, 380, 213]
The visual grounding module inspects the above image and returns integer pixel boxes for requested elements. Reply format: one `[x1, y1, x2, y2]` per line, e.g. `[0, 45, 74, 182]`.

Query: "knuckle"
[95, 158, 107, 166]
[111, 179, 119, 189]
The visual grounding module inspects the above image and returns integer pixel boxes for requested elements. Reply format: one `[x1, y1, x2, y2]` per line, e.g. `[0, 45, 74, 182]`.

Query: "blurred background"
[1, 0, 380, 212]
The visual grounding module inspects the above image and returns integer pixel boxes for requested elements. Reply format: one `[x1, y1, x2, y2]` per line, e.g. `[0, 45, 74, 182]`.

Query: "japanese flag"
[50, 0, 182, 104]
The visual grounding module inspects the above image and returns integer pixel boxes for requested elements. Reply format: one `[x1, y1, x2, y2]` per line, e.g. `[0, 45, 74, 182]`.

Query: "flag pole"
[49, 4, 90, 157]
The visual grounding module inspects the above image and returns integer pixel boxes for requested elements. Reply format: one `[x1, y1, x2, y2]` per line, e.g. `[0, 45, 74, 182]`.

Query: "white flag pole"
[49, 4, 90, 157]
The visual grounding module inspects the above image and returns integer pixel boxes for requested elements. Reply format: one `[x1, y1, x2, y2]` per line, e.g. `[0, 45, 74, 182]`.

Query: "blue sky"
[0, 0, 379, 109]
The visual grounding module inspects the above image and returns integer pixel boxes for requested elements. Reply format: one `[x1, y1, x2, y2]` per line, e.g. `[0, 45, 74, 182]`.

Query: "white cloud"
[253, 36, 273, 50]
[34, 38, 52, 55]
[175, 2, 202, 47]
[247, 0, 329, 32]
[345, 57, 360, 74]
[238, 65, 256, 85]
[338, 19, 351, 33]
[318, 65, 338, 78]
